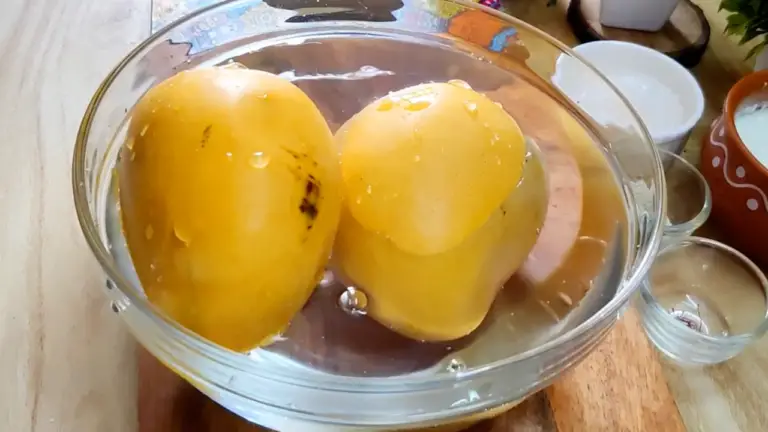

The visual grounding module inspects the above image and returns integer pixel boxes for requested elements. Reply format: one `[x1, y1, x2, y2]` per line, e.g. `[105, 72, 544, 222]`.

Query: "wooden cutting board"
[138, 309, 686, 431]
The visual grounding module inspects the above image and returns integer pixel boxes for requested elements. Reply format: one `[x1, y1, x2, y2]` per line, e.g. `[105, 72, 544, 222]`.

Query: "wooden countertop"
[0, 0, 765, 431]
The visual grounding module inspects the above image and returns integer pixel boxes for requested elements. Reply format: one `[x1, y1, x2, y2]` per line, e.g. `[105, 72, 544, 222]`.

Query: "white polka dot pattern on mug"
[709, 118, 768, 213]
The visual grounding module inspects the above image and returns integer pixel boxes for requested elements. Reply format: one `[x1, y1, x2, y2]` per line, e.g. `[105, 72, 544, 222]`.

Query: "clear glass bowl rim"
[71, 0, 667, 393]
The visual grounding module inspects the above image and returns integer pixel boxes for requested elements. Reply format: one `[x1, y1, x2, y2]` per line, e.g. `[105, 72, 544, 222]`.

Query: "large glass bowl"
[72, 0, 665, 430]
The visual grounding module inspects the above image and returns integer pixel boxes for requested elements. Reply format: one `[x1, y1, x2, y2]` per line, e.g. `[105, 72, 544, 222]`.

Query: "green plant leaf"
[746, 40, 766, 59]
[726, 24, 745, 36]
[740, 22, 765, 44]
[720, 0, 768, 46]
[727, 13, 749, 27]
[725, 13, 749, 36]
[720, 0, 740, 12]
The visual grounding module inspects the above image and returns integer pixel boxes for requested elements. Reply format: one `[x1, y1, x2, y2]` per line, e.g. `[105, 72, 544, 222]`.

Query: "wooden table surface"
[0, 0, 766, 431]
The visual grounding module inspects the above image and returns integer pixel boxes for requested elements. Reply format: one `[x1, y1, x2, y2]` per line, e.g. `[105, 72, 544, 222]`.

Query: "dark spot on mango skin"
[300, 174, 321, 229]
[284, 147, 323, 235]
[283, 147, 319, 167]
[200, 125, 212, 148]
[305, 178, 317, 196]
[283, 147, 300, 159]
[300, 198, 319, 220]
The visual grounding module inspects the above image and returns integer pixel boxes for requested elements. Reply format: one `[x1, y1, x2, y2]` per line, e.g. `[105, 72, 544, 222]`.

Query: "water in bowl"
[98, 30, 628, 378]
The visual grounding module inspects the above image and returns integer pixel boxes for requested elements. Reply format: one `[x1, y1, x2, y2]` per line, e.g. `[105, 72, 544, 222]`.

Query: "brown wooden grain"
[0, 0, 149, 431]
[547, 310, 686, 432]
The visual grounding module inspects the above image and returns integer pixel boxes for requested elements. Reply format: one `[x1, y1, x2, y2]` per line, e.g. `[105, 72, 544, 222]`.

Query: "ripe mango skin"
[337, 82, 528, 256]
[118, 67, 341, 352]
[333, 149, 548, 342]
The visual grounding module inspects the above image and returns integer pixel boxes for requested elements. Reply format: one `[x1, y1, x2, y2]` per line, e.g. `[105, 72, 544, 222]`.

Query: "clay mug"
[700, 70, 768, 266]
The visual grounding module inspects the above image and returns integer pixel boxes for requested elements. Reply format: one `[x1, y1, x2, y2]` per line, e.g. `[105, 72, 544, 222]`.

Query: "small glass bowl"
[659, 149, 711, 241]
[638, 236, 768, 365]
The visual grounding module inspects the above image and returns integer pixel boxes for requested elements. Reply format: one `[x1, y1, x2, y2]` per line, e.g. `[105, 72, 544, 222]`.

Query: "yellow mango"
[334, 83, 547, 341]
[118, 67, 341, 352]
[336, 81, 528, 256]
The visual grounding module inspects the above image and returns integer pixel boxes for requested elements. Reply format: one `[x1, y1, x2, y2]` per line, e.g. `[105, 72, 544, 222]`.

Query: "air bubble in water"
[338, 286, 368, 316]
[319, 270, 335, 287]
[446, 358, 466, 373]
[267, 333, 288, 344]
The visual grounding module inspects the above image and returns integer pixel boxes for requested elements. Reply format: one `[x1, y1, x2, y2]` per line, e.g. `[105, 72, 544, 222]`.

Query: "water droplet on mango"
[448, 79, 472, 89]
[249, 151, 270, 169]
[403, 100, 431, 111]
[377, 99, 394, 111]
[222, 61, 247, 70]
[465, 102, 478, 118]
[174, 226, 191, 246]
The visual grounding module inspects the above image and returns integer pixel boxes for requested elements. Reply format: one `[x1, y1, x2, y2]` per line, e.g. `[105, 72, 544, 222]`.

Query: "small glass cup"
[638, 236, 768, 365]
[659, 149, 711, 241]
